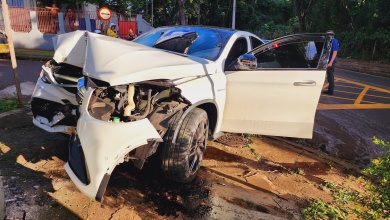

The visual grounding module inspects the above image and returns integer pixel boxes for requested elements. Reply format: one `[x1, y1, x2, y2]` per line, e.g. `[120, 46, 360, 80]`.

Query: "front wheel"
[161, 108, 209, 183]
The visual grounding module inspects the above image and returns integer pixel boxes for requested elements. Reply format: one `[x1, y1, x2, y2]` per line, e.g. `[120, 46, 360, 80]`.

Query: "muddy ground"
[0, 108, 368, 219]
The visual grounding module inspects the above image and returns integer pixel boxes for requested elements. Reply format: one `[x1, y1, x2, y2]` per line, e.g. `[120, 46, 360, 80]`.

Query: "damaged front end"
[66, 77, 190, 200]
[31, 60, 83, 134]
[33, 31, 216, 201]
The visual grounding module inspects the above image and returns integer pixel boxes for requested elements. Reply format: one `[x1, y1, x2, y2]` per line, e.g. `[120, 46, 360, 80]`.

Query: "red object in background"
[273, 43, 279, 48]
[118, 21, 137, 39]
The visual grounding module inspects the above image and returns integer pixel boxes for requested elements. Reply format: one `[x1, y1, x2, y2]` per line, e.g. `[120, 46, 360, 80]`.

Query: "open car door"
[221, 33, 333, 138]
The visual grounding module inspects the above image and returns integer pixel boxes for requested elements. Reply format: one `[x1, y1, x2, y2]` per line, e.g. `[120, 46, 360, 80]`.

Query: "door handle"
[293, 81, 316, 86]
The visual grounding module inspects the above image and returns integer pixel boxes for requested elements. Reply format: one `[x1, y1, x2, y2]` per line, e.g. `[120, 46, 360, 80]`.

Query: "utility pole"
[232, 0, 236, 29]
[1, 0, 23, 106]
[151, 0, 153, 27]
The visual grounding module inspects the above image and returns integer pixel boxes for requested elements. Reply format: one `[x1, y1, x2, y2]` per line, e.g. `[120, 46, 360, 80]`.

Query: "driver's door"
[221, 33, 333, 138]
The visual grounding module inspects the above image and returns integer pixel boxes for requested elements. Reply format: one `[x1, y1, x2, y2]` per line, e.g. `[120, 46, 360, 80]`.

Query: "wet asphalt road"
[0, 59, 44, 90]
[313, 68, 390, 164]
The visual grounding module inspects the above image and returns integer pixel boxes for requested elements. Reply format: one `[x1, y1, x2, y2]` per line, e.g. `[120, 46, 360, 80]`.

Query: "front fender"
[65, 88, 162, 201]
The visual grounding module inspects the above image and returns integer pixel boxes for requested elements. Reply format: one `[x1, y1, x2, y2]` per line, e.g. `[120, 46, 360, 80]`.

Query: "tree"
[294, 0, 314, 32]
[177, 0, 186, 24]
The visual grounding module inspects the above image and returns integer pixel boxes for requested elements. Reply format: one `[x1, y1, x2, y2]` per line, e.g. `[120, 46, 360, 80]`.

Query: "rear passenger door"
[221, 34, 333, 138]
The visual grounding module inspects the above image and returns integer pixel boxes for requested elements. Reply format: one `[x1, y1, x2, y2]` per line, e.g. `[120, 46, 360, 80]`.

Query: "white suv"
[31, 26, 333, 201]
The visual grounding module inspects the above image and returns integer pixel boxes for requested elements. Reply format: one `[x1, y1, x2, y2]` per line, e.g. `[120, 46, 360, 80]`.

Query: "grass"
[303, 138, 390, 220]
[0, 97, 21, 112]
[15, 49, 54, 57]
[302, 199, 347, 220]
[245, 144, 261, 162]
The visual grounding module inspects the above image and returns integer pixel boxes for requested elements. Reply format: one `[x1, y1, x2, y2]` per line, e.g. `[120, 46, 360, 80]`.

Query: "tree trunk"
[372, 41, 377, 60]
[178, 0, 186, 25]
[294, 0, 307, 32]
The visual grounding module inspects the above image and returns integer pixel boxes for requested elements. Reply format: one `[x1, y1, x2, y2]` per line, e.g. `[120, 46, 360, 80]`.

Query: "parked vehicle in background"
[0, 31, 10, 55]
[31, 26, 334, 201]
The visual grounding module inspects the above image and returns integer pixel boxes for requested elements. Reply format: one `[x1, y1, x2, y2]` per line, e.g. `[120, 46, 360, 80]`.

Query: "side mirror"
[236, 54, 257, 70]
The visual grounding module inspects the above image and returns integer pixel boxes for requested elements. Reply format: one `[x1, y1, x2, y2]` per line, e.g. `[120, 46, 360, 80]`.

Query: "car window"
[256, 41, 323, 69]
[134, 27, 233, 61]
[133, 28, 167, 47]
[224, 38, 248, 70]
[225, 34, 331, 71]
[250, 36, 263, 49]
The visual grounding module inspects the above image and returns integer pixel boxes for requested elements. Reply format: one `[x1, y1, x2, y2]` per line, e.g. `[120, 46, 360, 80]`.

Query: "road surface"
[313, 68, 390, 165]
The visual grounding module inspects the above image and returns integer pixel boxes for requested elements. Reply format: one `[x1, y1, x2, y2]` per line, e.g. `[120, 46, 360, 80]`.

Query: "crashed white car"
[31, 26, 333, 201]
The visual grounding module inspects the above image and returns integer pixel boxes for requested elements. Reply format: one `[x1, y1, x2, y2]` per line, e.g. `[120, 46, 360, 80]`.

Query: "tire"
[161, 108, 209, 183]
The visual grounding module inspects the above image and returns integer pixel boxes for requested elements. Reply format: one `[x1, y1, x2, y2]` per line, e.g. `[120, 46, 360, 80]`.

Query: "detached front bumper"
[31, 76, 78, 134]
[65, 88, 162, 201]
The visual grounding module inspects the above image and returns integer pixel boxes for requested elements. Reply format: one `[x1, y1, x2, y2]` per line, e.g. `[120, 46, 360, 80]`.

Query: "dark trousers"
[326, 65, 335, 93]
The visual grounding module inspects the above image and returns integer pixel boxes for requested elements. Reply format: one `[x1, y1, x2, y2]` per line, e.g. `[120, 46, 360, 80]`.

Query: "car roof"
[153, 25, 239, 33]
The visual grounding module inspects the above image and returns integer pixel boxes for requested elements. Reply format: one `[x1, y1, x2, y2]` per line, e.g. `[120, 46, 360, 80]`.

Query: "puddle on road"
[313, 109, 388, 165]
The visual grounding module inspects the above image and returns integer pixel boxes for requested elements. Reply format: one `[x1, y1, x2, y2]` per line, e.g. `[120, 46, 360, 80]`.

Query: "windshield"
[134, 27, 234, 61]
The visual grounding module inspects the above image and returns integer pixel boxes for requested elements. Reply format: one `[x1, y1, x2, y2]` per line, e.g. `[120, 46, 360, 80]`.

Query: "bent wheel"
[161, 108, 209, 183]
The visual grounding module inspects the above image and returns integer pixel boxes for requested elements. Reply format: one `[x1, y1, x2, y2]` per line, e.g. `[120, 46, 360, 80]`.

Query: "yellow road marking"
[322, 93, 378, 103]
[355, 86, 369, 104]
[318, 103, 390, 110]
[336, 84, 364, 90]
[365, 93, 390, 100]
[340, 78, 390, 94]
[322, 78, 342, 89]
[319, 77, 390, 110]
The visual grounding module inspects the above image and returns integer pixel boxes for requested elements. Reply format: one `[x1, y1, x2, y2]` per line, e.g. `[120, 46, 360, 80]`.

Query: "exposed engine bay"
[85, 81, 190, 166]
[87, 82, 189, 124]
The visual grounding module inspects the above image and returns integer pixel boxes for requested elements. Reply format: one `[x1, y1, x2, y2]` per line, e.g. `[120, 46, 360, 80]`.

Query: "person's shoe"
[321, 90, 333, 95]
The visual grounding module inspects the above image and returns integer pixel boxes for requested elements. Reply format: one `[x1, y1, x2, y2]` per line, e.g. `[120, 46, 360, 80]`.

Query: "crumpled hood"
[52, 31, 87, 68]
[52, 31, 217, 86]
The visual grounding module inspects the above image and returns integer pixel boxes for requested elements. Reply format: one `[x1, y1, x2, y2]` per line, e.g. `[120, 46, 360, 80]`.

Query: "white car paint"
[66, 88, 163, 199]
[222, 70, 325, 138]
[32, 76, 78, 105]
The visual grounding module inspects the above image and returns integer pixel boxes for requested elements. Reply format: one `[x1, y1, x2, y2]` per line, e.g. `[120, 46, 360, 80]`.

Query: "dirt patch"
[1, 109, 367, 219]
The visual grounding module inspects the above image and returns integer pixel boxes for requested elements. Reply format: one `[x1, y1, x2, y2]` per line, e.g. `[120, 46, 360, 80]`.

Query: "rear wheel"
[161, 108, 209, 183]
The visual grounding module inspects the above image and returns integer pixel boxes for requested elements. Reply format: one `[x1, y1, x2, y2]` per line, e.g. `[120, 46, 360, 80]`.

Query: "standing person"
[107, 23, 118, 38]
[127, 29, 137, 41]
[323, 30, 339, 95]
[45, 4, 60, 33]
[65, 7, 76, 31]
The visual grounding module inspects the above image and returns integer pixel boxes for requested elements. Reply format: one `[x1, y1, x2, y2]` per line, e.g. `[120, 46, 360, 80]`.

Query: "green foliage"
[302, 199, 347, 220]
[361, 138, 390, 218]
[289, 168, 305, 175]
[47, 0, 390, 62]
[306, 0, 390, 62]
[0, 97, 20, 112]
[302, 138, 390, 220]
[323, 181, 337, 190]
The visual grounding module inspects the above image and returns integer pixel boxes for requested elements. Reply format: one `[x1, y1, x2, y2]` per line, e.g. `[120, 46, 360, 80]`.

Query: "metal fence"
[0, 7, 138, 36]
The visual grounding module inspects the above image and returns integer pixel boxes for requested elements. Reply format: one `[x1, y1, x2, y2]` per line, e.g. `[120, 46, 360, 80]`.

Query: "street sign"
[98, 7, 112, 20]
